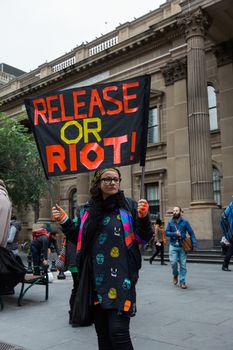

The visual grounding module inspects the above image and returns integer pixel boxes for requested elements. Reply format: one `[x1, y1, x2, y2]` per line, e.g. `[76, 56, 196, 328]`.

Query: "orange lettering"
[89, 89, 106, 117]
[69, 144, 77, 171]
[73, 90, 87, 119]
[104, 135, 128, 164]
[59, 94, 73, 121]
[46, 95, 61, 124]
[80, 143, 104, 170]
[123, 82, 139, 113]
[33, 98, 47, 126]
[103, 86, 122, 115]
[46, 145, 67, 173]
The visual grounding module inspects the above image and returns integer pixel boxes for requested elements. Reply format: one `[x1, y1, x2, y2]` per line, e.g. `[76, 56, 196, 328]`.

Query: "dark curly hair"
[89, 168, 121, 197]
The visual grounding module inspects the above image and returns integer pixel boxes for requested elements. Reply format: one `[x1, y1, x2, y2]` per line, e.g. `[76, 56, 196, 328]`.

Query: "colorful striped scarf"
[76, 208, 136, 252]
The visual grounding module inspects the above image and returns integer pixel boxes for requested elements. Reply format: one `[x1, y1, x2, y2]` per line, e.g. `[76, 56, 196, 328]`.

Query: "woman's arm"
[52, 204, 80, 245]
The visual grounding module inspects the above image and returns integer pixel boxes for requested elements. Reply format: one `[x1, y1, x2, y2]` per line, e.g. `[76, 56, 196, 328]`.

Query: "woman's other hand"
[52, 204, 68, 222]
[137, 199, 149, 218]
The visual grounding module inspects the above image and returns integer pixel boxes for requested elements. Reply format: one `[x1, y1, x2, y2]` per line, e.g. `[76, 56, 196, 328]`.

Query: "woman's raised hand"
[52, 204, 68, 222]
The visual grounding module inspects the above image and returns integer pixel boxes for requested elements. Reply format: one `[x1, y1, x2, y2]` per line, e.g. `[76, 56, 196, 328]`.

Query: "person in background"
[220, 236, 230, 256]
[52, 167, 153, 350]
[220, 200, 233, 271]
[48, 230, 60, 257]
[149, 218, 167, 265]
[30, 225, 50, 275]
[0, 179, 12, 247]
[6, 215, 22, 256]
[165, 206, 197, 289]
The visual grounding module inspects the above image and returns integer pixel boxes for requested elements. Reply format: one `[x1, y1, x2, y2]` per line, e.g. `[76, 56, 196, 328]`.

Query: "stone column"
[37, 192, 52, 225]
[77, 173, 90, 205]
[180, 9, 215, 206]
[162, 59, 191, 212]
[36, 180, 60, 226]
[214, 40, 233, 205]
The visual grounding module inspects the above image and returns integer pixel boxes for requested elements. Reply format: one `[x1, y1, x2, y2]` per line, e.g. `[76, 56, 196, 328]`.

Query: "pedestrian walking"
[52, 167, 153, 350]
[165, 206, 197, 289]
[149, 218, 167, 265]
[220, 200, 233, 271]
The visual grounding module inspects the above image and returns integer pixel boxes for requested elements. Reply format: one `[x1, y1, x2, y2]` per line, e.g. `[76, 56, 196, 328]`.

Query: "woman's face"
[99, 170, 121, 199]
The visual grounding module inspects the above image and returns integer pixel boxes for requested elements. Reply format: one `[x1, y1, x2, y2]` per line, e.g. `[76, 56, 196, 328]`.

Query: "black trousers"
[93, 305, 134, 350]
[150, 242, 165, 263]
[69, 272, 79, 322]
[223, 240, 233, 268]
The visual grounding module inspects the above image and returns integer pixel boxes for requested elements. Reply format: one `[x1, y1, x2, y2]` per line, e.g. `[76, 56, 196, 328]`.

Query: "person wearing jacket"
[30, 226, 50, 275]
[220, 201, 233, 271]
[7, 215, 21, 255]
[52, 167, 153, 350]
[165, 206, 197, 289]
[149, 218, 167, 265]
[0, 179, 12, 248]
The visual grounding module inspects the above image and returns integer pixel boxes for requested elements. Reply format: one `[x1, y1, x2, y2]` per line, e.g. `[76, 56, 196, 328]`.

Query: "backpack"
[220, 202, 233, 240]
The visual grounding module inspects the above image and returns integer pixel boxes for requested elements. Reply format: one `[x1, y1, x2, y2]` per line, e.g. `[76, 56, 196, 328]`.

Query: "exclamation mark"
[130, 131, 136, 161]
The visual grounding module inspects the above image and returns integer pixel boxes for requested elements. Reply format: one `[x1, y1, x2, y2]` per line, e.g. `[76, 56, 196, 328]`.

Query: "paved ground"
[0, 258, 233, 350]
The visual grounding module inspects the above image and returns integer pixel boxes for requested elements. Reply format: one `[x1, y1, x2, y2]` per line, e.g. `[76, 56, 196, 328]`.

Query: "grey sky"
[1, 0, 165, 72]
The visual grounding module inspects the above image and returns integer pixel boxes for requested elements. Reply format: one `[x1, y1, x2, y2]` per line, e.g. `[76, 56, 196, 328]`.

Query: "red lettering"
[80, 143, 104, 170]
[59, 94, 73, 121]
[89, 89, 106, 117]
[104, 135, 128, 164]
[46, 95, 61, 124]
[73, 90, 87, 119]
[33, 98, 47, 126]
[69, 144, 78, 171]
[103, 86, 122, 115]
[123, 82, 139, 113]
[46, 145, 67, 173]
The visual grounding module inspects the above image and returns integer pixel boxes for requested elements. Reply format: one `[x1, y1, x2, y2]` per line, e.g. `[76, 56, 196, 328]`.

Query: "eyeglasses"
[100, 177, 121, 184]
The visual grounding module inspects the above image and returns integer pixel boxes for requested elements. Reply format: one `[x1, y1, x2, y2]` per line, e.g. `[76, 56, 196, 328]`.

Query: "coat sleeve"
[60, 217, 80, 245]
[41, 236, 49, 260]
[185, 221, 198, 246]
[165, 220, 177, 238]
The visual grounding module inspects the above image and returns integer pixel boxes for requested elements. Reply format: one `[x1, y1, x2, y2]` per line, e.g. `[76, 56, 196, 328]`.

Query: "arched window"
[207, 86, 218, 131]
[69, 189, 77, 219]
[213, 167, 221, 206]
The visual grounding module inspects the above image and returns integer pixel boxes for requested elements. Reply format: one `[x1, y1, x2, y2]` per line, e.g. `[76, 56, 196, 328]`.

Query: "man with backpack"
[220, 200, 233, 271]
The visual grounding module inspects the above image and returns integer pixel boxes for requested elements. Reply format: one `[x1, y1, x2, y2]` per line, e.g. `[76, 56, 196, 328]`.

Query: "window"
[145, 183, 160, 220]
[213, 167, 221, 206]
[69, 189, 77, 219]
[148, 107, 159, 144]
[207, 86, 218, 130]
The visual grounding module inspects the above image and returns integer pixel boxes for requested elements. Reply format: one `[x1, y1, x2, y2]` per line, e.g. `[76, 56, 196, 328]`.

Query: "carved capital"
[178, 8, 212, 39]
[161, 59, 187, 86]
[214, 40, 233, 67]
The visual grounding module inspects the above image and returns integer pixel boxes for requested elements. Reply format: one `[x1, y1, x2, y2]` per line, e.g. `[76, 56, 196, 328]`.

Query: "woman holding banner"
[52, 167, 153, 350]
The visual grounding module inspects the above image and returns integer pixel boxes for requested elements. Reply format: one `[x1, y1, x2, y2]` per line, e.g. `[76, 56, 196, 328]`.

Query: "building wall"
[0, 0, 232, 247]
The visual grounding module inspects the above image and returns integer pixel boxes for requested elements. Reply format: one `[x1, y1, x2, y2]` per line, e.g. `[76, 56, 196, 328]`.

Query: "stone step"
[143, 257, 230, 264]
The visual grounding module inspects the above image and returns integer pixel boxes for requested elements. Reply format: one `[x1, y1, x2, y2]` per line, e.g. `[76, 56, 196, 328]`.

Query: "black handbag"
[72, 254, 94, 327]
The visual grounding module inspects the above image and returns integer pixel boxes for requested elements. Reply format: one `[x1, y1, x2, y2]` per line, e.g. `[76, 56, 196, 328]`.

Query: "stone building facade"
[0, 0, 232, 248]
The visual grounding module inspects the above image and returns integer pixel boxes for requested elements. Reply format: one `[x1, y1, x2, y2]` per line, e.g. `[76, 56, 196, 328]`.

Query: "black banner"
[25, 75, 151, 178]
